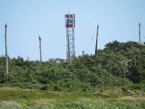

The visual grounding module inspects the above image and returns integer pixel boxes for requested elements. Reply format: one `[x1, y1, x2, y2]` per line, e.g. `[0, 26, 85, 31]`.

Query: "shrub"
[40, 84, 49, 90]
[122, 86, 129, 92]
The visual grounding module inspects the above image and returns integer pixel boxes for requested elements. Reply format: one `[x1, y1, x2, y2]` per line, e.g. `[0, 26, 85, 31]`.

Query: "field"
[0, 87, 144, 109]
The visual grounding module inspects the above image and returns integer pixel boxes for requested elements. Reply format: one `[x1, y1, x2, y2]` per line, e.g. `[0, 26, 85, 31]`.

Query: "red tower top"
[65, 14, 75, 28]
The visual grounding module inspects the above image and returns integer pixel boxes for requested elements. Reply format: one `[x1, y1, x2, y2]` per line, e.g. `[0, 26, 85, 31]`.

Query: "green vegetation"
[0, 41, 145, 108]
[0, 87, 144, 108]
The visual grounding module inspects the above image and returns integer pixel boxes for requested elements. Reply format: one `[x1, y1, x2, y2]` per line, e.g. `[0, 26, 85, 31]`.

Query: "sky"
[0, 0, 145, 61]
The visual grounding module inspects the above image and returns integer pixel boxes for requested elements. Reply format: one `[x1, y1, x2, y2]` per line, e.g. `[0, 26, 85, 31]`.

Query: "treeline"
[0, 41, 145, 92]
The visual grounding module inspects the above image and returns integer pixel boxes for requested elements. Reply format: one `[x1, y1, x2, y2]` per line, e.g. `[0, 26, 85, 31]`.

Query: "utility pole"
[39, 36, 42, 64]
[5, 23, 8, 84]
[95, 25, 99, 56]
[82, 50, 84, 56]
[139, 23, 141, 44]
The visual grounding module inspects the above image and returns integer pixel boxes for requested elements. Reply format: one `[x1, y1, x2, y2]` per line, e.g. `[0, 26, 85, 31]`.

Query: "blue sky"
[0, 0, 145, 61]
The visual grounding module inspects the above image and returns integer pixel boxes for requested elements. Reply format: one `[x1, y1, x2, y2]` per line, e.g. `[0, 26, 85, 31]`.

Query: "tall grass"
[0, 87, 144, 109]
[0, 100, 145, 109]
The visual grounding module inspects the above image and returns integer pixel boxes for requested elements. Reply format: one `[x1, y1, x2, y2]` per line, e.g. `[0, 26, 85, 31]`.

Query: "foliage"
[0, 41, 145, 92]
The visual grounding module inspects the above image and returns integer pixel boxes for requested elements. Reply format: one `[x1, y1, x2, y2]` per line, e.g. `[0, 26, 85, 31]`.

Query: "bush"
[40, 84, 49, 90]
[122, 86, 129, 92]
[0, 84, 4, 87]
[53, 85, 62, 91]
[129, 84, 145, 91]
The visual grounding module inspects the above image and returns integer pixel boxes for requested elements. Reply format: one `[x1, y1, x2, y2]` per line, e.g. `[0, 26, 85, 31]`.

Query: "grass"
[0, 87, 144, 109]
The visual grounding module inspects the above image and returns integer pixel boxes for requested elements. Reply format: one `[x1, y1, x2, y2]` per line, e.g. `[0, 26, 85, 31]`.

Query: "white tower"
[65, 14, 75, 60]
